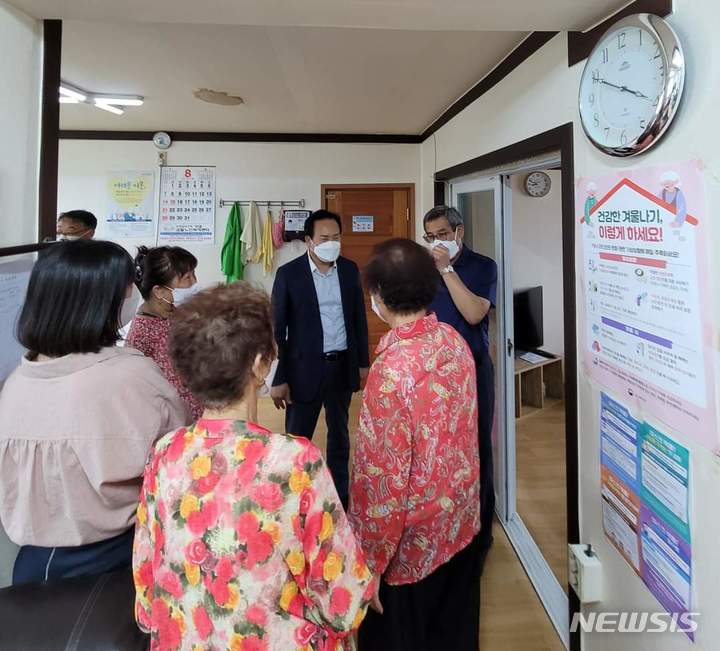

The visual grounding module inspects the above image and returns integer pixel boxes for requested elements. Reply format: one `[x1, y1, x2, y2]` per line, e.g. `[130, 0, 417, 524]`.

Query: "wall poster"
[158, 166, 215, 243]
[578, 161, 717, 449]
[600, 393, 693, 639]
[106, 171, 156, 238]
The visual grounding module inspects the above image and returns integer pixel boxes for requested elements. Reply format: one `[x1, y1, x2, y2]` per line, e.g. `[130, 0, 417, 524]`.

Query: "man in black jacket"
[270, 210, 369, 506]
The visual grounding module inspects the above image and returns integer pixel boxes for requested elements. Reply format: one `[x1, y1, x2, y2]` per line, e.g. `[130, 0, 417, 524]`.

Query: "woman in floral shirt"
[348, 239, 481, 651]
[133, 282, 375, 651]
[127, 246, 203, 420]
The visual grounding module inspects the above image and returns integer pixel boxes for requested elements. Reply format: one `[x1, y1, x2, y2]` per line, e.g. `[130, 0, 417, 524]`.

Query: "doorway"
[322, 183, 414, 357]
[434, 124, 579, 651]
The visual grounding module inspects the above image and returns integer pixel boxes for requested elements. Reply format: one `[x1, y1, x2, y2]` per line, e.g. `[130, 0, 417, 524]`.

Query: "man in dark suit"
[270, 210, 369, 506]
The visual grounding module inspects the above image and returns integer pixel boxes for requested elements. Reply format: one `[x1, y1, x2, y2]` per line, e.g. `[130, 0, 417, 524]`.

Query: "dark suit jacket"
[271, 253, 370, 403]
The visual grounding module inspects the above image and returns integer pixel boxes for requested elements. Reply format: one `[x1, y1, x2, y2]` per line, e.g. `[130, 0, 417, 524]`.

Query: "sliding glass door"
[450, 170, 569, 649]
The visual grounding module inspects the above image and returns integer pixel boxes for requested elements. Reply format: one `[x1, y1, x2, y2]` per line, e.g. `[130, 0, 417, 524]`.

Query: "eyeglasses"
[422, 229, 455, 244]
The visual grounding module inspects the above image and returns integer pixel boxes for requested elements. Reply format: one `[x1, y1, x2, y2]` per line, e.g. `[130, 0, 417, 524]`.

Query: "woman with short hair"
[0, 240, 189, 585]
[127, 245, 203, 420]
[133, 282, 375, 650]
[349, 238, 481, 651]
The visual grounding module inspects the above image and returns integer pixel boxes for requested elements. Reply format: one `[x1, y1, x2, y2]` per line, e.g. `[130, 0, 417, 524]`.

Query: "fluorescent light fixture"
[94, 101, 124, 115]
[93, 95, 144, 106]
[59, 83, 87, 102]
[59, 96, 79, 104]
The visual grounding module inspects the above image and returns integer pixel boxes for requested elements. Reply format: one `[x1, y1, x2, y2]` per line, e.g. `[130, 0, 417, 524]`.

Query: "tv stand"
[514, 354, 564, 418]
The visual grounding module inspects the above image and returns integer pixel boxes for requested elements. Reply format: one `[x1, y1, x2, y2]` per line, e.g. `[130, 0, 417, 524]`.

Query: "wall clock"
[152, 131, 172, 150]
[578, 13, 685, 157]
[524, 171, 552, 197]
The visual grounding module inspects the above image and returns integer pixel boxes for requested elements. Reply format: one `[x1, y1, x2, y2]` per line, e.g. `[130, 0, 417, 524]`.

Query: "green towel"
[221, 202, 244, 283]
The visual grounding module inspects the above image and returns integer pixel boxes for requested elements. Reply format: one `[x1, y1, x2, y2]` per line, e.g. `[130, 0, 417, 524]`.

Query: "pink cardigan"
[0, 346, 190, 547]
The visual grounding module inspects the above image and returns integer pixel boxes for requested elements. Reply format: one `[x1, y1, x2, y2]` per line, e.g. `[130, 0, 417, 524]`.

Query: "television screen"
[514, 286, 543, 352]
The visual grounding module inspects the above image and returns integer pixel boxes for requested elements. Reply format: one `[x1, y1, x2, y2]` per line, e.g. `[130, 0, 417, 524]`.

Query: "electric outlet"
[568, 543, 602, 603]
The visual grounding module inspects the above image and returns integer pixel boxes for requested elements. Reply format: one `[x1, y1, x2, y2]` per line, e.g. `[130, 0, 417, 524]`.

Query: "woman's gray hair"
[423, 205, 465, 229]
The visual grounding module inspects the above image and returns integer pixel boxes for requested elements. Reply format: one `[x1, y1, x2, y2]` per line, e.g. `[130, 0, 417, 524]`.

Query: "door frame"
[320, 183, 415, 241]
[434, 123, 580, 651]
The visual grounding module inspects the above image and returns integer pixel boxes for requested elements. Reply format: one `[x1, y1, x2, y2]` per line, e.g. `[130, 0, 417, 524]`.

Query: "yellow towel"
[260, 208, 275, 275]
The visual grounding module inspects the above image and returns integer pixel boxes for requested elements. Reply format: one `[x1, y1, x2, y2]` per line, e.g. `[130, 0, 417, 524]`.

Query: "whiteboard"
[0, 256, 33, 384]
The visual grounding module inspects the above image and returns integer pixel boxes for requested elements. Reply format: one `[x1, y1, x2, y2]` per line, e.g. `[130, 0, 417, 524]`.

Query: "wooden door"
[322, 184, 414, 360]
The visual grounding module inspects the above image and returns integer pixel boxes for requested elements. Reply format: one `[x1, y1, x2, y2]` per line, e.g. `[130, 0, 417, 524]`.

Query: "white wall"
[421, 1, 720, 649]
[58, 140, 420, 292]
[0, 0, 41, 587]
[0, 0, 41, 247]
[510, 170, 564, 355]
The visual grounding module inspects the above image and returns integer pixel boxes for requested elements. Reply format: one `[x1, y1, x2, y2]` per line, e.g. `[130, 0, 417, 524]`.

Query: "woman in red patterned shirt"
[127, 246, 204, 420]
[348, 238, 482, 651]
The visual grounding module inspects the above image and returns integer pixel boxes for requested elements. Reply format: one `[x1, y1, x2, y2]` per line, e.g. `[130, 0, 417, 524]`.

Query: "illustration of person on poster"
[657, 170, 688, 229]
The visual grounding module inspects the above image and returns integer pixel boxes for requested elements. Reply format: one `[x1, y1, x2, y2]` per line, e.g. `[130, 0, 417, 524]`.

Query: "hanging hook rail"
[218, 199, 306, 208]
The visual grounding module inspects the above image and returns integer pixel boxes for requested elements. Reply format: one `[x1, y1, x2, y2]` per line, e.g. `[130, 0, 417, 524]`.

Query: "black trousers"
[476, 353, 496, 570]
[12, 528, 134, 586]
[358, 534, 482, 651]
[286, 358, 352, 506]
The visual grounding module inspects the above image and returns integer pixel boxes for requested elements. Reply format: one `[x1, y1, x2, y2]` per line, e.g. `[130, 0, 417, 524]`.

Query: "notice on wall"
[158, 166, 215, 243]
[0, 257, 33, 385]
[600, 393, 693, 639]
[578, 161, 717, 449]
[352, 215, 374, 233]
[106, 171, 156, 237]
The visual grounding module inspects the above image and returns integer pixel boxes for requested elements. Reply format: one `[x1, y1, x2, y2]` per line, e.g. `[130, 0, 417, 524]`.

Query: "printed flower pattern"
[348, 314, 481, 585]
[134, 419, 375, 650]
[127, 315, 203, 421]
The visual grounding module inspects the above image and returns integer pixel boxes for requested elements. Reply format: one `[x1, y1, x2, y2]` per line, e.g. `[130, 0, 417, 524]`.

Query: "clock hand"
[598, 79, 651, 101]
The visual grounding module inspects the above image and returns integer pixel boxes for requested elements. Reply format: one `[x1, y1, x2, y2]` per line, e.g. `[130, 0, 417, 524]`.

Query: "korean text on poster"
[158, 166, 215, 243]
[106, 171, 155, 238]
[599, 393, 693, 639]
[578, 161, 717, 449]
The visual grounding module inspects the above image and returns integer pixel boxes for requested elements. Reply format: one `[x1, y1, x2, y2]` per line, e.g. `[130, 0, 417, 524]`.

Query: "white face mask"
[171, 284, 200, 306]
[57, 233, 85, 242]
[371, 294, 387, 323]
[429, 236, 460, 260]
[313, 240, 341, 263]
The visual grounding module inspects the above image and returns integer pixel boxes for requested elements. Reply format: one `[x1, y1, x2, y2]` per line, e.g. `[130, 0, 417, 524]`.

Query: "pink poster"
[577, 160, 717, 450]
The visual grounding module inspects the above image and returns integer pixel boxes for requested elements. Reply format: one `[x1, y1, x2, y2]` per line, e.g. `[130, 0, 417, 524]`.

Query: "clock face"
[525, 171, 551, 197]
[579, 14, 684, 157]
[153, 131, 172, 150]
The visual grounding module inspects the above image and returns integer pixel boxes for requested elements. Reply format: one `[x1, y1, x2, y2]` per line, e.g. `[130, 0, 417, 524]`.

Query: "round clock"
[152, 131, 172, 150]
[578, 13, 685, 157]
[524, 171, 552, 197]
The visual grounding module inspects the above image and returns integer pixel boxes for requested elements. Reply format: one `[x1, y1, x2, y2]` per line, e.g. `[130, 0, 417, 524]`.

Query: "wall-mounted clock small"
[578, 13, 685, 157]
[152, 131, 172, 150]
[524, 171, 552, 197]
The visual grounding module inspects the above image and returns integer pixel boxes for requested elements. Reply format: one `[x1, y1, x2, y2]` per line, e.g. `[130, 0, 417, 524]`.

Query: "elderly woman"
[348, 238, 481, 651]
[132, 282, 375, 650]
[0, 240, 189, 585]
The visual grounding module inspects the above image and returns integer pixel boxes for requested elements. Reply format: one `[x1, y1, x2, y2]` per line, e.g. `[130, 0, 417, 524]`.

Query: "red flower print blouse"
[348, 313, 481, 585]
[133, 419, 376, 651]
[127, 315, 203, 421]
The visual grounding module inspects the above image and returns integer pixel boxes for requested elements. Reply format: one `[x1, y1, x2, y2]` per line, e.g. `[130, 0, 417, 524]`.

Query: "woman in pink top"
[127, 245, 203, 421]
[349, 239, 481, 651]
[0, 241, 189, 585]
[133, 282, 376, 650]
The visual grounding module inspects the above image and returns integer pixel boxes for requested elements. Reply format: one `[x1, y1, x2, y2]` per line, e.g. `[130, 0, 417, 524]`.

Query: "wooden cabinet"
[514, 356, 564, 419]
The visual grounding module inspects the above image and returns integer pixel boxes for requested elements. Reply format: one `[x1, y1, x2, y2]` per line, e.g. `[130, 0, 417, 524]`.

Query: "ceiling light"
[93, 95, 144, 106]
[59, 83, 87, 102]
[94, 101, 124, 115]
[193, 88, 244, 106]
[59, 96, 79, 104]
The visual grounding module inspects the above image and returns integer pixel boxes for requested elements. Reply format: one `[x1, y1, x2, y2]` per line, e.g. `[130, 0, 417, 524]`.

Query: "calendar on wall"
[158, 166, 216, 243]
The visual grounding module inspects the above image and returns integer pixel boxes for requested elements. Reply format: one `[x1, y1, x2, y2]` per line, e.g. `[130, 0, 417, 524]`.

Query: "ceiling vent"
[193, 88, 244, 106]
